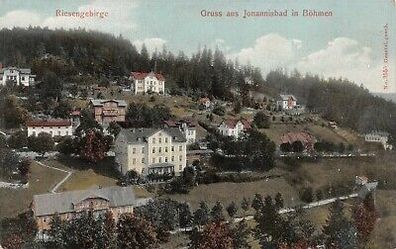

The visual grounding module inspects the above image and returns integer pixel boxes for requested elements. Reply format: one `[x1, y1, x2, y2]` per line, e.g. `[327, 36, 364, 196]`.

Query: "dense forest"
[0, 27, 262, 100]
[1, 27, 396, 138]
[264, 70, 396, 136]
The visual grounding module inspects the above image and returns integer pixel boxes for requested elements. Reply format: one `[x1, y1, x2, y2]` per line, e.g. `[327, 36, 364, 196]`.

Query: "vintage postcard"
[0, 0, 395, 248]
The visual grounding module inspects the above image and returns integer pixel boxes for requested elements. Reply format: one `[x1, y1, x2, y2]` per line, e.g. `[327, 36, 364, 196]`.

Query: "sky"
[0, 0, 395, 92]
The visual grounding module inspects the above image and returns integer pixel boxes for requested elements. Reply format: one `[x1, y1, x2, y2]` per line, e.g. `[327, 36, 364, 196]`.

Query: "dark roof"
[0, 67, 32, 74]
[118, 127, 186, 144]
[90, 99, 127, 107]
[33, 186, 138, 216]
[27, 119, 72, 127]
[130, 71, 165, 81]
[220, 119, 251, 129]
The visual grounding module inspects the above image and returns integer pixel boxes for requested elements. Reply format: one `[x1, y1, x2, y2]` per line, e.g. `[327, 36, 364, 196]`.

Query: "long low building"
[27, 119, 73, 137]
[31, 186, 150, 238]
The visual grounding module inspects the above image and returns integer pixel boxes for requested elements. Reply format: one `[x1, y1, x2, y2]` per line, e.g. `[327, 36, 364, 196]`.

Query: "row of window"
[132, 155, 184, 165]
[132, 145, 183, 154]
[31, 131, 69, 136]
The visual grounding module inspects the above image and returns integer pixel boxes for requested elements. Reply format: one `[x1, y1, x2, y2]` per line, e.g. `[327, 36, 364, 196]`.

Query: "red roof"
[130, 72, 165, 81]
[280, 132, 315, 145]
[222, 119, 251, 129]
[70, 110, 81, 116]
[27, 119, 72, 127]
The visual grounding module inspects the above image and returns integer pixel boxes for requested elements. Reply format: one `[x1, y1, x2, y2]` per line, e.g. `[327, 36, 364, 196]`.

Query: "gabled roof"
[90, 99, 127, 107]
[0, 67, 32, 74]
[118, 127, 186, 144]
[219, 119, 251, 129]
[279, 94, 297, 101]
[280, 132, 316, 144]
[163, 118, 197, 128]
[33, 186, 138, 216]
[130, 71, 165, 81]
[27, 119, 72, 127]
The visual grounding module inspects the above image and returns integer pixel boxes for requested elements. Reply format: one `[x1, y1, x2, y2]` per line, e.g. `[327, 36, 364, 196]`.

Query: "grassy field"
[164, 177, 301, 213]
[43, 157, 152, 198]
[0, 161, 67, 218]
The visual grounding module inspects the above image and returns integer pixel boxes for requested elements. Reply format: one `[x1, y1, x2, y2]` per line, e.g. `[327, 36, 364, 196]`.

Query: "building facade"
[89, 99, 127, 125]
[27, 119, 73, 137]
[114, 128, 187, 176]
[163, 119, 196, 144]
[364, 131, 393, 150]
[0, 66, 35, 87]
[129, 72, 165, 95]
[218, 119, 251, 139]
[277, 94, 297, 110]
[32, 186, 148, 237]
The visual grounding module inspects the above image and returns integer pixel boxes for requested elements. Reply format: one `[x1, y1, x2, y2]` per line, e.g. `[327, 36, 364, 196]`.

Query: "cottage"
[0, 65, 35, 87]
[218, 119, 251, 139]
[198, 97, 212, 110]
[280, 132, 316, 152]
[129, 71, 165, 95]
[364, 131, 393, 150]
[27, 119, 73, 137]
[163, 119, 196, 144]
[277, 94, 297, 110]
[31, 186, 149, 238]
[89, 99, 127, 125]
[114, 128, 187, 176]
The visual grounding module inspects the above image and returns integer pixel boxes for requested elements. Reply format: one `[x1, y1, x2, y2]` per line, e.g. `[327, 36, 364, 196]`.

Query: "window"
[171, 146, 174, 152]
[141, 158, 145, 163]
[58, 131, 61, 136]
[179, 155, 182, 162]
[159, 137, 162, 143]
[132, 147, 136, 154]
[165, 137, 168, 143]
[152, 138, 156, 144]
[32, 131, 36, 136]
[66, 131, 69, 136]
[159, 147, 162, 153]
[179, 145, 183, 151]
[159, 157, 162, 163]
[179, 165, 182, 171]
[152, 158, 155, 163]
[165, 147, 168, 152]
[132, 158, 136, 165]
[165, 157, 168, 162]
[171, 156, 174, 161]
[141, 147, 145, 153]
[152, 147, 155, 153]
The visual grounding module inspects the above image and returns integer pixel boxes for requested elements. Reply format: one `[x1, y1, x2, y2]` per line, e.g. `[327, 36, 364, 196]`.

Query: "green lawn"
[43, 157, 152, 198]
[0, 161, 67, 219]
[164, 177, 300, 213]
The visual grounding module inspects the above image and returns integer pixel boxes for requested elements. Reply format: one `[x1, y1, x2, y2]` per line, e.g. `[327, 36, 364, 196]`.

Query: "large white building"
[27, 119, 73, 137]
[0, 66, 35, 87]
[218, 119, 251, 140]
[364, 131, 393, 150]
[114, 128, 187, 176]
[129, 71, 165, 95]
[277, 94, 297, 110]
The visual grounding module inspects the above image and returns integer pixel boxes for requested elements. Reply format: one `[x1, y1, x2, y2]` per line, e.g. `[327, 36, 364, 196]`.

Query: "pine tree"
[210, 201, 225, 222]
[178, 202, 192, 229]
[274, 192, 284, 210]
[193, 201, 210, 228]
[226, 201, 238, 219]
[352, 193, 378, 247]
[241, 197, 250, 214]
[251, 193, 263, 211]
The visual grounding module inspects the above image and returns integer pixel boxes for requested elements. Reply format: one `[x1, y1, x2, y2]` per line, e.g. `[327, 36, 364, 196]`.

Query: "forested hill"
[1, 27, 396, 138]
[0, 27, 263, 100]
[264, 70, 396, 137]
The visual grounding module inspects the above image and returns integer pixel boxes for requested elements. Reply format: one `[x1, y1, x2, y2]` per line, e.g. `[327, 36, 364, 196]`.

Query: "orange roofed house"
[27, 119, 73, 137]
[218, 119, 251, 139]
[280, 132, 316, 152]
[89, 99, 127, 125]
[129, 71, 165, 95]
[31, 186, 151, 239]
